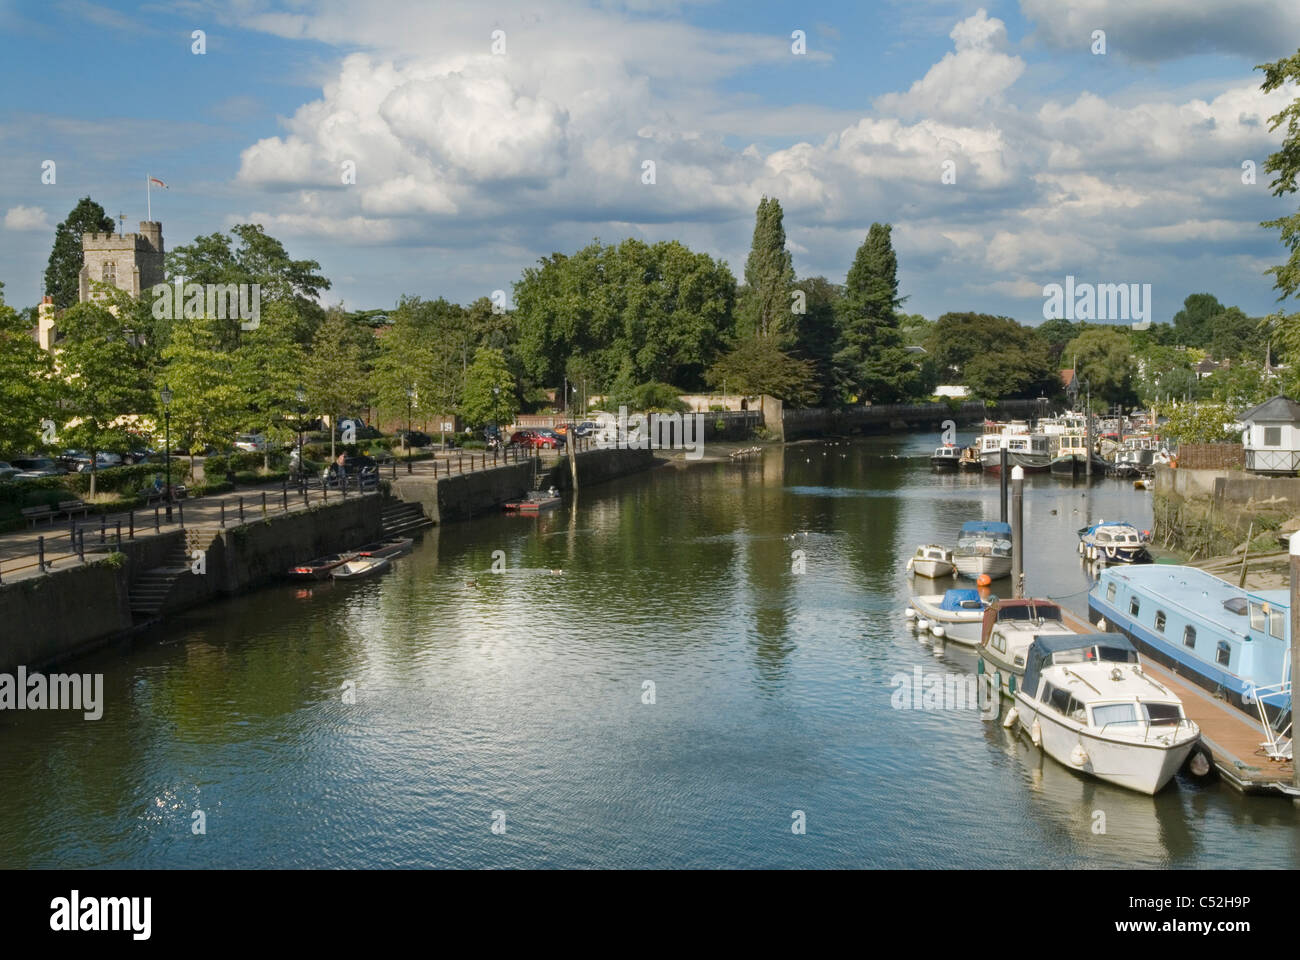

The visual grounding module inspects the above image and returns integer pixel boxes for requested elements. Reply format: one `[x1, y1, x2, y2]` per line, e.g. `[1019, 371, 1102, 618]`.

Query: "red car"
[508, 429, 559, 449]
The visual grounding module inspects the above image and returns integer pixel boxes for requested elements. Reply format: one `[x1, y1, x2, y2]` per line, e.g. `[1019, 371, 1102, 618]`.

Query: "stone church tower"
[78, 221, 164, 302]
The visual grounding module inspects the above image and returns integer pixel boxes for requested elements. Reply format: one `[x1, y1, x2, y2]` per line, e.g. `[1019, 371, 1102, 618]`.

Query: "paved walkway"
[0, 446, 566, 584]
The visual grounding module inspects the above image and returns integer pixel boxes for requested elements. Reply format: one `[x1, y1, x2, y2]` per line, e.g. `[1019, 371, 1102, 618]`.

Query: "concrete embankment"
[390, 447, 655, 522]
[0, 449, 658, 671]
[0, 495, 385, 673]
[1153, 466, 1300, 560]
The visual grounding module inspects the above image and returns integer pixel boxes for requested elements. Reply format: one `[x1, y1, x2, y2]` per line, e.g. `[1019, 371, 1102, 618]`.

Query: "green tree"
[1259, 49, 1300, 304]
[1159, 400, 1242, 445]
[833, 223, 915, 403]
[925, 313, 1055, 399]
[1171, 293, 1224, 347]
[1064, 326, 1137, 405]
[166, 224, 331, 346]
[1206, 361, 1277, 406]
[160, 314, 244, 473]
[790, 277, 842, 406]
[304, 309, 370, 464]
[737, 197, 796, 341]
[1036, 317, 1081, 369]
[44, 197, 115, 310]
[0, 282, 55, 457]
[372, 296, 463, 435]
[1207, 306, 1266, 361]
[706, 337, 817, 405]
[236, 301, 306, 469]
[460, 347, 519, 429]
[56, 300, 155, 497]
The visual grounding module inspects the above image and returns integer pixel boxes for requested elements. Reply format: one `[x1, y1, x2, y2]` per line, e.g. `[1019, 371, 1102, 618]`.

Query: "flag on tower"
[149, 177, 168, 189]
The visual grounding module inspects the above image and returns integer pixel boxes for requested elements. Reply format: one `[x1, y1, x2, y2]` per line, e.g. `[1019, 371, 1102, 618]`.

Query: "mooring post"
[38, 535, 45, 573]
[128, 509, 134, 540]
[239, 497, 245, 523]
[999, 440, 1009, 524]
[1012, 466, 1024, 598]
[1291, 533, 1300, 800]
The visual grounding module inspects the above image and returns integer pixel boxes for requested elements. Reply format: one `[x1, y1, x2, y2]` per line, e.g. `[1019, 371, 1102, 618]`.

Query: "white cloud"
[4, 205, 50, 231]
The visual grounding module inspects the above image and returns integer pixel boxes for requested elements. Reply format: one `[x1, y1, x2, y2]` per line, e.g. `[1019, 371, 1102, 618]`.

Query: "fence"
[1179, 443, 1246, 471]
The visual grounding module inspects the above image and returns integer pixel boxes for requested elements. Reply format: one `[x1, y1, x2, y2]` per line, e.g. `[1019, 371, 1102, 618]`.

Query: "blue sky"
[1, 0, 1298, 326]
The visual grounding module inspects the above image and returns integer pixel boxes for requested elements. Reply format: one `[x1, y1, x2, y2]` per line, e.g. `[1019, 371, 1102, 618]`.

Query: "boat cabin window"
[1043, 683, 1085, 721]
[1129, 596, 1140, 617]
[1250, 603, 1266, 631]
[1270, 608, 1286, 640]
[1216, 641, 1231, 667]
[1091, 703, 1137, 729]
[1094, 644, 1138, 663]
[1106, 582, 1117, 602]
[1143, 703, 1182, 726]
[992, 633, 1006, 653]
[1183, 625, 1196, 648]
[1154, 610, 1166, 633]
[1097, 531, 1112, 543]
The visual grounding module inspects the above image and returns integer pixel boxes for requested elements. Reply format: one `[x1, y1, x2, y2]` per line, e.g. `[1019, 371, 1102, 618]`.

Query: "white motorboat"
[977, 598, 1077, 698]
[953, 521, 1012, 579]
[1011, 633, 1200, 795]
[906, 543, 954, 578]
[1077, 520, 1151, 564]
[907, 588, 989, 645]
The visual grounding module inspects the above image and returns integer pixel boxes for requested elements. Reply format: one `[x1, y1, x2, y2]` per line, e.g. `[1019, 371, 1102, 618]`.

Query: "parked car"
[234, 433, 271, 453]
[535, 428, 566, 448]
[0, 461, 19, 481]
[10, 456, 67, 479]
[394, 429, 432, 448]
[123, 448, 154, 465]
[508, 429, 558, 449]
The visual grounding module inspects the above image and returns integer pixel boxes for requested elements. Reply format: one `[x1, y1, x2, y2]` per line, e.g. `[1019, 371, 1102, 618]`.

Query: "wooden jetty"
[1056, 608, 1298, 798]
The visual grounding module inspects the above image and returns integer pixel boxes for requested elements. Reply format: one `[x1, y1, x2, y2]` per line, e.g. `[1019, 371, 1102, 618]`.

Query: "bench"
[21, 505, 55, 527]
[139, 485, 187, 505]
[57, 499, 89, 520]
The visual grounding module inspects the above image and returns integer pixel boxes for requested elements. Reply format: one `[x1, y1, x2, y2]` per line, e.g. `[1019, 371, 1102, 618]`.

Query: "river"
[2, 431, 1296, 868]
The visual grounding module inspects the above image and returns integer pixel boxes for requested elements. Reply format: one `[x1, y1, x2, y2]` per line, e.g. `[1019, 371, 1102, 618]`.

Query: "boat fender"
[916, 618, 930, 632]
[1002, 706, 1018, 728]
[1096, 618, 1107, 631]
[1185, 743, 1214, 779]
[904, 607, 916, 620]
[931, 625, 945, 638]
[1008, 673, 1016, 694]
[906, 558, 914, 572]
[1030, 719, 1042, 747]
[976, 659, 985, 675]
[1070, 744, 1089, 767]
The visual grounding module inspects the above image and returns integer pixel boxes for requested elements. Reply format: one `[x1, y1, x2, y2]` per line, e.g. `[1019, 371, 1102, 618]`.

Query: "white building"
[1238, 395, 1300, 475]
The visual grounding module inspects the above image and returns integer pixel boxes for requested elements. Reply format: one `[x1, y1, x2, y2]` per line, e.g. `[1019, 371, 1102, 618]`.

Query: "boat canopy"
[980, 598, 1063, 638]
[1021, 633, 1137, 698]
[939, 588, 984, 611]
[959, 521, 1012, 537]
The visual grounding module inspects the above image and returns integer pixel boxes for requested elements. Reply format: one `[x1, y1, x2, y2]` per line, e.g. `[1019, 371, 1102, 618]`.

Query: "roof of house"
[1239, 395, 1300, 423]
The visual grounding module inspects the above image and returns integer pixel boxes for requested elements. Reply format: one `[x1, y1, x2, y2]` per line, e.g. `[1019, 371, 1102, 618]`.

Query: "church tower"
[78, 220, 165, 302]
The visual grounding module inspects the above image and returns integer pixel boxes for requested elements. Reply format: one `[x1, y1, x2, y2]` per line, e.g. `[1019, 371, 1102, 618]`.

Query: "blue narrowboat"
[1088, 565, 1291, 718]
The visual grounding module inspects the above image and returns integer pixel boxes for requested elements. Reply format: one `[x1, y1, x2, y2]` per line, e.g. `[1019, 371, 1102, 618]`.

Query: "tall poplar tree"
[739, 197, 795, 341]
[45, 197, 115, 310]
[833, 223, 916, 404]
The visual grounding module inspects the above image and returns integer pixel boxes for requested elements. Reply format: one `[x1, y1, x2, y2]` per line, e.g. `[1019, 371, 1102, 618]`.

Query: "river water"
[3, 431, 1297, 868]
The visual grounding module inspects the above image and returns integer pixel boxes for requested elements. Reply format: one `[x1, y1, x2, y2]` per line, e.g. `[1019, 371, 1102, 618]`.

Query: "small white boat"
[331, 556, 392, 580]
[953, 521, 1012, 579]
[906, 543, 954, 578]
[1012, 633, 1200, 794]
[908, 588, 989, 645]
[1077, 520, 1151, 564]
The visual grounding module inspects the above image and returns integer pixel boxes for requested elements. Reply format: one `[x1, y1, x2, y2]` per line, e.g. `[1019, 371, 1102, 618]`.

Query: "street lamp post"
[160, 385, 173, 523]
[295, 386, 306, 491]
[406, 384, 415, 474]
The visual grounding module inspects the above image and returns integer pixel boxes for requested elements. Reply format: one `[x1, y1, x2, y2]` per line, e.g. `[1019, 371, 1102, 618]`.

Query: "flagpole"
[147, 174, 151, 222]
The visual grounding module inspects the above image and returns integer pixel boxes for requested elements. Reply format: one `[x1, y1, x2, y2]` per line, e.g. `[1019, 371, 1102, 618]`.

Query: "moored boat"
[1088, 565, 1292, 720]
[331, 556, 391, 580]
[977, 597, 1077, 697]
[287, 552, 356, 580]
[907, 588, 990, 645]
[1077, 520, 1151, 564]
[906, 543, 954, 578]
[953, 520, 1012, 579]
[356, 536, 414, 559]
[959, 446, 983, 471]
[930, 444, 961, 471]
[1011, 633, 1200, 794]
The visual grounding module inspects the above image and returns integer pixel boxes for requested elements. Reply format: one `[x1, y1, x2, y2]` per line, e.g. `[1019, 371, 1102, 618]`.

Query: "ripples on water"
[2, 431, 1298, 868]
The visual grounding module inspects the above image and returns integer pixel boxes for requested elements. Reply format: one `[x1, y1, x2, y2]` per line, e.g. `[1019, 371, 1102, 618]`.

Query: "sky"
[1, 0, 1298, 325]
